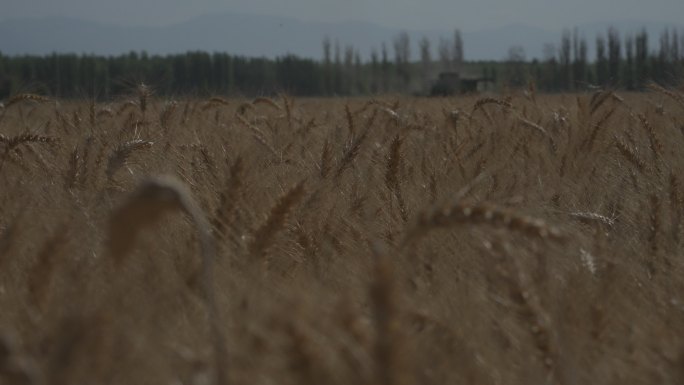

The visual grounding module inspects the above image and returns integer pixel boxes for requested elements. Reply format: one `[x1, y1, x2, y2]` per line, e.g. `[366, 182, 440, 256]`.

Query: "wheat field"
[1, 88, 684, 384]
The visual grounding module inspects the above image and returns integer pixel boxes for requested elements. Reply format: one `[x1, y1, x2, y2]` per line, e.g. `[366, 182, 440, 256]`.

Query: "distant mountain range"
[0, 13, 681, 61]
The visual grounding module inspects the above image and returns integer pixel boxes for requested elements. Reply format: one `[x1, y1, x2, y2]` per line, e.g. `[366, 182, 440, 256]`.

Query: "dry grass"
[2, 90, 684, 384]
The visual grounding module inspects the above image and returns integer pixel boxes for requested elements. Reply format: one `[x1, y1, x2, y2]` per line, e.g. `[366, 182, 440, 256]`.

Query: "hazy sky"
[3, 0, 684, 31]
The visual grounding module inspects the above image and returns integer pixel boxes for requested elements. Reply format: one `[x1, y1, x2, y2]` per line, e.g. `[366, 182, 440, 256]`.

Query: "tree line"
[0, 52, 323, 99]
[515, 27, 684, 91]
[0, 27, 682, 99]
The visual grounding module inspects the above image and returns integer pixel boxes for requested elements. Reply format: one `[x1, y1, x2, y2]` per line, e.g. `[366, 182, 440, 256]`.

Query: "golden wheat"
[1, 91, 683, 385]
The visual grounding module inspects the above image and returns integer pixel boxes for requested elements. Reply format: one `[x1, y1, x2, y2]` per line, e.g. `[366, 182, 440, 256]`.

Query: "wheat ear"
[105, 140, 153, 180]
[252, 97, 282, 111]
[405, 201, 564, 245]
[4, 93, 51, 109]
[249, 181, 306, 258]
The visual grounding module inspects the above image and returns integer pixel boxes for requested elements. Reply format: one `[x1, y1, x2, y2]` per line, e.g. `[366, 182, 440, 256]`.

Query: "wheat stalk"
[106, 176, 227, 385]
[516, 116, 550, 137]
[369, 241, 406, 385]
[65, 146, 80, 190]
[281, 93, 294, 129]
[345, 104, 356, 138]
[589, 90, 615, 115]
[648, 82, 684, 110]
[649, 194, 661, 255]
[159, 101, 178, 131]
[212, 156, 244, 240]
[583, 107, 616, 151]
[236, 115, 279, 159]
[385, 134, 408, 222]
[27, 225, 69, 309]
[319, 139, 332, 179]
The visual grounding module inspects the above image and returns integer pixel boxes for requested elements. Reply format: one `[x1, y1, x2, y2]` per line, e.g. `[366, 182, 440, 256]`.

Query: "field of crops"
[1, 88, 684, 384]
